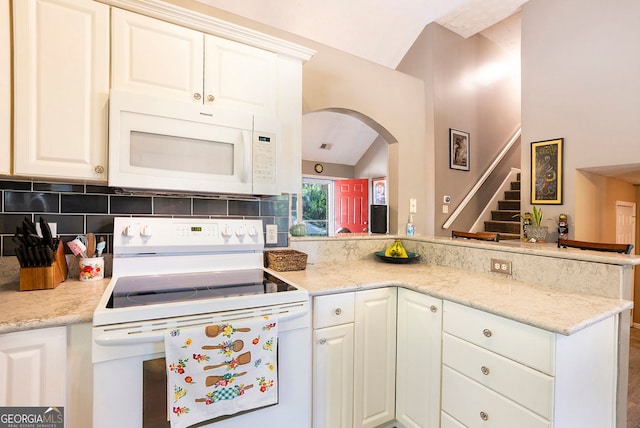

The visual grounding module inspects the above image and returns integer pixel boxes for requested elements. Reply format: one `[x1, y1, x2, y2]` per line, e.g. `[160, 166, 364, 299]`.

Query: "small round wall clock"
[314, 163, 324, 173]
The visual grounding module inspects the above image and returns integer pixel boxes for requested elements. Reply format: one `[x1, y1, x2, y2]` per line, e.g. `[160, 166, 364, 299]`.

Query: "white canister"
[79, 257, 104, 281]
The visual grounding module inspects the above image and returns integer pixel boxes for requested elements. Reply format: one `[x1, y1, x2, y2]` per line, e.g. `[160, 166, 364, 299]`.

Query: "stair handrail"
[442, 127, 521, 230]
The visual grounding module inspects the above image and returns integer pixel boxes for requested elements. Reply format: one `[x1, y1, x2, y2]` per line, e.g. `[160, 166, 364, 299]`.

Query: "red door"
[334, 179, 369, 233]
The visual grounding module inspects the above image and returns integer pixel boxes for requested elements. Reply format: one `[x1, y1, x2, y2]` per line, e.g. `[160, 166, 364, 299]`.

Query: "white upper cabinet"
[111, 8, 277, 117]
[0, 0, 9, 175]
[111, 8, 203, 103]
[13, 0, 109, 180]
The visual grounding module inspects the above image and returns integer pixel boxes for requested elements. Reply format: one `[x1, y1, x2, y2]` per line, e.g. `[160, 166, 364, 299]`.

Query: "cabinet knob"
[480, 411, 489, 421]
[430, 305, 438, 313]
[207, 94, 215, 103]
[481, 366, 490, 375]
[334, 308, 342, 316]
[94, 165, 104, 174]
[482, 328, 492, 338]
[319, 338, 327, 345]
[193, 92, 202, 100]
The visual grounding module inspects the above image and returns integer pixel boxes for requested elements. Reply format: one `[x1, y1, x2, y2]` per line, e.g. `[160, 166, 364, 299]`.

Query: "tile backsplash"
[0, 179, 290, 257]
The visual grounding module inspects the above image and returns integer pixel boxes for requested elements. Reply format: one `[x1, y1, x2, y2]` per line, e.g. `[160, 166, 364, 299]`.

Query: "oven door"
[92, 302, 311, 428]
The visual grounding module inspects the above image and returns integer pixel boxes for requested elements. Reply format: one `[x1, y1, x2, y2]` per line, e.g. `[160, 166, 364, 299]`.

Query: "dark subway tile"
[33, 182, 84, 193]
[229, 200, 259, 217]
[86, 185, 118, 194]
[193, 198, 227, 216]
[274, 216, 290, 231]
[86, 215, 116, 235]
[154, 197, 192, 215]
[0, 214, 27, 234]
[0, 180, 31, 191]
[2, 236, 18, 256]
[38, 214, 85, 235]
[110, 195, 153, 214]
[4, 191, 59, 213]
[260, 199, 289, 216]
[61, 194, 109, 213]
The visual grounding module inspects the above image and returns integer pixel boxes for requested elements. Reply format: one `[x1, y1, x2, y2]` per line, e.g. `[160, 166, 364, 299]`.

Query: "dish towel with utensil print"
[164, 315, 278, 428]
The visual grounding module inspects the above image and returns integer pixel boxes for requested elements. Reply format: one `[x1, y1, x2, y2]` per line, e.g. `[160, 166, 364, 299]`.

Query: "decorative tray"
[374, 251, 420, 264]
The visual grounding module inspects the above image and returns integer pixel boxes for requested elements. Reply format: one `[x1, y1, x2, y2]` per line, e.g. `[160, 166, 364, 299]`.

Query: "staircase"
[484, 173, 521, 240]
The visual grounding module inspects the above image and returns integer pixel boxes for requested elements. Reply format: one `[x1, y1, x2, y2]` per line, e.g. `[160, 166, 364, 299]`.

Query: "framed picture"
[531, 138, 563, 204]
[450, 129, 470, 171]
[372, 177, 387, 205]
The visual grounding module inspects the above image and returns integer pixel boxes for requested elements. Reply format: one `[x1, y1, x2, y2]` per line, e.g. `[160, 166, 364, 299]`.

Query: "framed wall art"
[531, 138, 563, 204]
[450, 128, 470, 171]
[372, 177, 387, 205]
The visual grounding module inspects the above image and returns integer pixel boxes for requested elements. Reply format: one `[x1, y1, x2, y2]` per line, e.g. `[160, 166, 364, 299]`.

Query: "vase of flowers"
[515, 206, 548, 242]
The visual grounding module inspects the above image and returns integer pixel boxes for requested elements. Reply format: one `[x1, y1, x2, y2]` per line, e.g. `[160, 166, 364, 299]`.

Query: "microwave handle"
[243, 130, 253, 184]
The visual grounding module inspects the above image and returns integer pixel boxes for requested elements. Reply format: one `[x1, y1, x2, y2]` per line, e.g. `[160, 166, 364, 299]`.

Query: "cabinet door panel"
[354, 287, 396, 428]
[0, 327, 66, 406]
[313, 324, 354, 428]
[13, 0, 109, 180]
[111, 8, 203, 102]
[396, 289, 442, 428]
[205, 35, 277, 115]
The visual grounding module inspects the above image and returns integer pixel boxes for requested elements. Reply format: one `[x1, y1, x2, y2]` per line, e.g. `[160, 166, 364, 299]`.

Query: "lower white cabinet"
[313, 288, 398, 428]
[0, 326, 67, 407]
[354, 287, 397, 428]
[442, 301, 618, 428]
[313, 292, 356, 428]
[396, 288, 442, 428]
[0, 0, 9, 175]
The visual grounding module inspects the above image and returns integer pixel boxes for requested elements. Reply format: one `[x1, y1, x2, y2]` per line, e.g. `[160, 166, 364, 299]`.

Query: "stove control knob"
[235, 226, 246, 237]
[140, 225, 152, 237]
[122, 225, 138, 237]
[248, 226, 258, 237]
[221, 225, 233, 238]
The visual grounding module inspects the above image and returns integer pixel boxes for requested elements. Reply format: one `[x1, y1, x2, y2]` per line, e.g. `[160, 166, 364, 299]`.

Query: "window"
[291, 177, 333, 236]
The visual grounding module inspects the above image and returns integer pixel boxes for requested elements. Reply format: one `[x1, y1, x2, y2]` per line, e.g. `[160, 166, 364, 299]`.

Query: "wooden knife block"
[19, 240, 68, 291]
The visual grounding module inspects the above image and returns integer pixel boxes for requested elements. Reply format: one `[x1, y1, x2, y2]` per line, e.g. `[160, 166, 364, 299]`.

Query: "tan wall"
[397, 23, 521, 235]
[521, 0, 640, 232]
[301, 160, 354, 179]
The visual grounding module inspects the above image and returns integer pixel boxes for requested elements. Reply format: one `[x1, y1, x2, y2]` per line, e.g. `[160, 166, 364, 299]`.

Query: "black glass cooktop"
[107, 269, 297, 309]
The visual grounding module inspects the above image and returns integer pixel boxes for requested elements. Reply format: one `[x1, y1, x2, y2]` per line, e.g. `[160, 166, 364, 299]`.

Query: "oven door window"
[143, 358, 169, 428]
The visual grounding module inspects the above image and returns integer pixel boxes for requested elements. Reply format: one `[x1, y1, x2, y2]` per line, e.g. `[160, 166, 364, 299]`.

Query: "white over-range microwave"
[108, 90, 281, 196]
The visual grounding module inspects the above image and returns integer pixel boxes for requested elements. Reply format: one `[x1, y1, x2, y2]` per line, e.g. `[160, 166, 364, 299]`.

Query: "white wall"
[521, 0, 640, 234]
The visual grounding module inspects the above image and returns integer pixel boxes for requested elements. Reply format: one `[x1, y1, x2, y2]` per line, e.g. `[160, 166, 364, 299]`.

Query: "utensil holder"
[79, 257, 104, 281]
[19, 239, 68, 291]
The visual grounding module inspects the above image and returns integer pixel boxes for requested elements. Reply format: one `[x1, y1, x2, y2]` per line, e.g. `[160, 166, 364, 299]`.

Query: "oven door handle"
[94, 306, 308, 346]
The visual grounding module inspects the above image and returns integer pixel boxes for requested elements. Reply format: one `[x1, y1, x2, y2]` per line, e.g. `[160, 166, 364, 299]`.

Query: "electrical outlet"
[266, 224, 278, 244]
[490, 258, 512, 274]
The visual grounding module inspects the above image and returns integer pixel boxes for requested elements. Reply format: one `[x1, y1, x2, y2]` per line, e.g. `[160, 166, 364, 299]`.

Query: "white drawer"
[442, 366, 551, 428]
[313, 292, 355, 328]
[443, 333, 554, 420]
[443, 301, 555, 375]
[441, 411, 466, 428]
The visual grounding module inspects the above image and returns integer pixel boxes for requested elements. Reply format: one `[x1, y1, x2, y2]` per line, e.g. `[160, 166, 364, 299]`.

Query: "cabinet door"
[313, 323, 354, 428]
[354, 287, 397, 428]
[0, 327, 66, 406]
[396, 288, 442, 428]
[13, 0, 109, 180]
[204, 34, 277, 116]
[0, 0, 9, 175]
[111, 8, 204, 103]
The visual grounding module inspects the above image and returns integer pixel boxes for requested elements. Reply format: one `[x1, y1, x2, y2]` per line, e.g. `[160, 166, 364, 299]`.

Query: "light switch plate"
[409, 198, 417, 214]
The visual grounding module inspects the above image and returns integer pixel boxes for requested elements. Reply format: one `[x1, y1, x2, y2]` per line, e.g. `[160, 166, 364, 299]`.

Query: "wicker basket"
[265, 250, 308, 272]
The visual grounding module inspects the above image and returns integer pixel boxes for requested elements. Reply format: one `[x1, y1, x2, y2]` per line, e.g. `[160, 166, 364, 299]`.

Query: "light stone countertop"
[0, 248, 633, 336]
[267, 259, 633, 336]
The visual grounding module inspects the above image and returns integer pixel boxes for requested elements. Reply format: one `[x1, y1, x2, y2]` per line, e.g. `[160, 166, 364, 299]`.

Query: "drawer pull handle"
[334, 308, 342, 316]
[481, 366, 490, 375]
[319, 338, 327, 345]
[482, 328, 492, 338]
[480, 411, 489, 421]
[430, 305, 438, 313]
